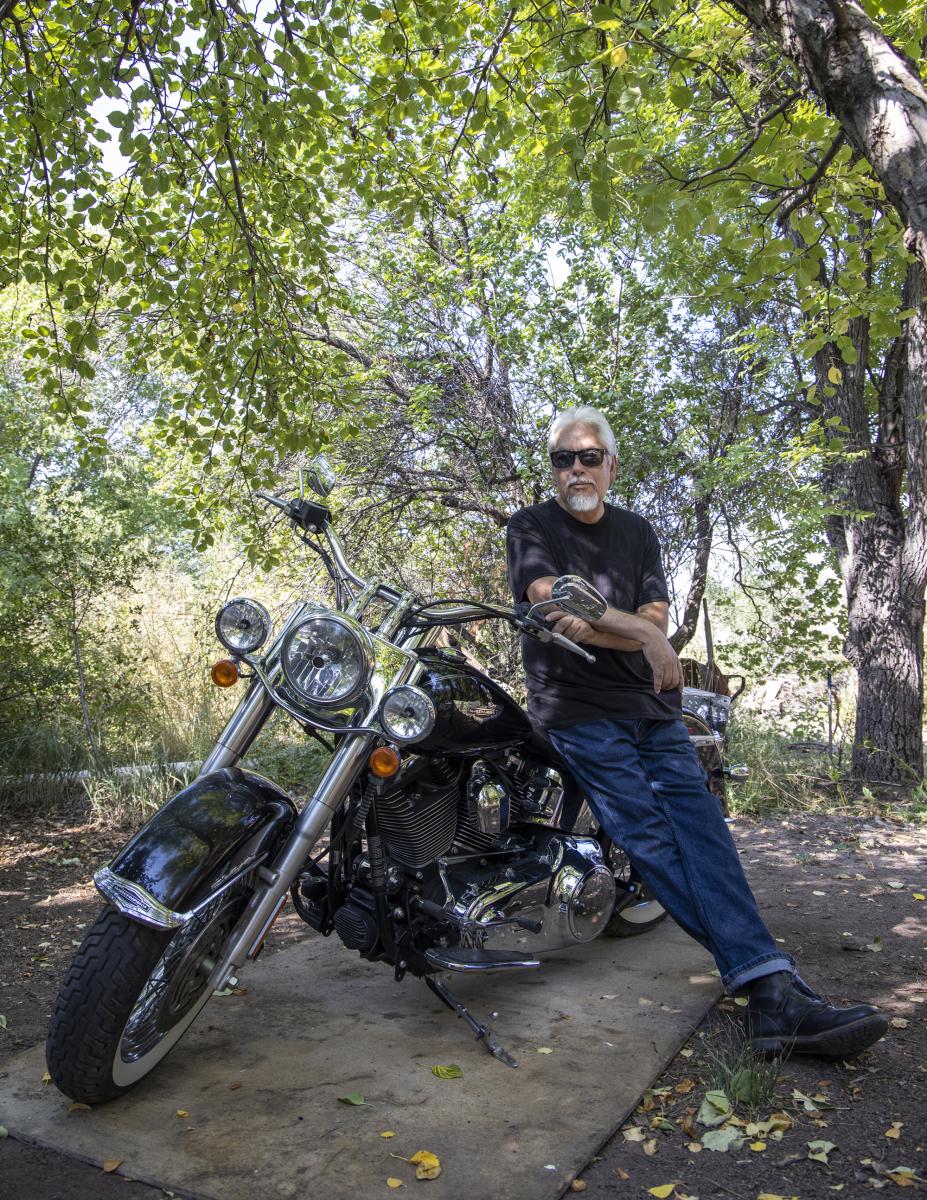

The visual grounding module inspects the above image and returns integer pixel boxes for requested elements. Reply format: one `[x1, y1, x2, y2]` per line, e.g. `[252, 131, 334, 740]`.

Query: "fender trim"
[94, 768, 298, 928]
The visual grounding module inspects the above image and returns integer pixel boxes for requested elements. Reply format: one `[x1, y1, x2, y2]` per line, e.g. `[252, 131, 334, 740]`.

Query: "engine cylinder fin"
[377, 782, 458, 869]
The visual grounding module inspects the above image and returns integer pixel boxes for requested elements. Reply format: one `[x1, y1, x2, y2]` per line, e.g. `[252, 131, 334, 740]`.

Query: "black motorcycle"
[46, 468, 739, 1103]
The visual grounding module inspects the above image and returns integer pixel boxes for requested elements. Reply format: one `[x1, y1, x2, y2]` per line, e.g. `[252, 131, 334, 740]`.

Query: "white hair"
[548, 406, 617, 457]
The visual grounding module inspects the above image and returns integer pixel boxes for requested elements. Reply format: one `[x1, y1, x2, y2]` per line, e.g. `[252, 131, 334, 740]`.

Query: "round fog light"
[379, 685, 436, 744]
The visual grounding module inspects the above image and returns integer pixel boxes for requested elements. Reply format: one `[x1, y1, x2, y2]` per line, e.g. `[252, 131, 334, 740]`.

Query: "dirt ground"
[0, 806, 925, 1200]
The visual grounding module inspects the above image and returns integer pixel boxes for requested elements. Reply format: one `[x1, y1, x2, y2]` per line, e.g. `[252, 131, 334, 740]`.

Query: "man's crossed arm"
[525, 577, 684, 695]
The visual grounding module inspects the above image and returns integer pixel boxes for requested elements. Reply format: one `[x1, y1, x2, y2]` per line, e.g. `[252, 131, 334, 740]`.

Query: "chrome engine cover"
[447, 831, 616, 955]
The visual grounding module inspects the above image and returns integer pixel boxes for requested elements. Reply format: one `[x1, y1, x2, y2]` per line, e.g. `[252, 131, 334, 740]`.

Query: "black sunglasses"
[550, 447, 609, 469]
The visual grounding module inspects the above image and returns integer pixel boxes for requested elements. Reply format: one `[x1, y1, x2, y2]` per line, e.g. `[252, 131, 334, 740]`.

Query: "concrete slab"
[0, 924, 718, 1200]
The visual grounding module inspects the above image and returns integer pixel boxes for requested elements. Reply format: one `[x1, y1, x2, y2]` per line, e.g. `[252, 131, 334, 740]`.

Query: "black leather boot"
[743, 971, 888, 1058]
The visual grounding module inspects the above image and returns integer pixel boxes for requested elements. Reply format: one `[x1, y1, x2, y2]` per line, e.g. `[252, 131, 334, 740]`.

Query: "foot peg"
[426, 975, 518, 1068]
[424, 946, 540, 972]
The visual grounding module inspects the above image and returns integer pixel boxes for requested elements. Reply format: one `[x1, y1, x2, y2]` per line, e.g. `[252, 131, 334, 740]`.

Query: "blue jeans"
[548, 717, 794, 993]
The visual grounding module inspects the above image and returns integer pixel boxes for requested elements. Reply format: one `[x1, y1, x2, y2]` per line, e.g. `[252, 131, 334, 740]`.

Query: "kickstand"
[425, 975, 518, 1069]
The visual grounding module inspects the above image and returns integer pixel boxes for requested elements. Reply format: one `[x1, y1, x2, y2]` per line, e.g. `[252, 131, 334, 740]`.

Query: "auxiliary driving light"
[215, 598, 272, 654]
[379, 685, 436, 744]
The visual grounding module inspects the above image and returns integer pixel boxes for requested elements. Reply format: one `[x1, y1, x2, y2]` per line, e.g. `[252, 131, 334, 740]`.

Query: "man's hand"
[545, 608, 597, 645]
[639, 628, 684, 694]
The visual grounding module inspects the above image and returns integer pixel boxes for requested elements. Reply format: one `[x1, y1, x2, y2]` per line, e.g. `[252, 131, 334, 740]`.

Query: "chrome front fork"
[200, 680, 276, 775]
[206, 731, 375, 989]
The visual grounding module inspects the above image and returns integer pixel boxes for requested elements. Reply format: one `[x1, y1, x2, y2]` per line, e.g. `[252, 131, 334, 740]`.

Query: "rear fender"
[94, 768, 298, 930]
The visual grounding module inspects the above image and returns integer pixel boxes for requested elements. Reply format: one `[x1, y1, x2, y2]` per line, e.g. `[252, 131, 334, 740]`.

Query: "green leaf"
[701, 1127, 745, 1152]
[807, 1139, 836, 1164]
[337, 1092, 366, 1105]
[431, 1064, 463, 1079]
[669, 84, 694, 109]
[697, 1090, 732, 1127]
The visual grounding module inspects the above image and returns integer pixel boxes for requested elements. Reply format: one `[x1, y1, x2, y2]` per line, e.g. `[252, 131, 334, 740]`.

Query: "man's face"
[550, 422, 616, 514]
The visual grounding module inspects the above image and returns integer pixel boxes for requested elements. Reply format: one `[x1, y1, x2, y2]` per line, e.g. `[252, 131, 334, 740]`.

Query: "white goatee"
[565, 490, 599, 512]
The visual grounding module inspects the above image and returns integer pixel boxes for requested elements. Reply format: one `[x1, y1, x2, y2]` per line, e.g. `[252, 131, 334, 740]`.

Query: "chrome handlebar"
[257, 492, 596, 663]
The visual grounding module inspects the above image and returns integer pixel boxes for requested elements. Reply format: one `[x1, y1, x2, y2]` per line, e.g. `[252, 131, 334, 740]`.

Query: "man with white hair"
[505, 405, 886, 1057]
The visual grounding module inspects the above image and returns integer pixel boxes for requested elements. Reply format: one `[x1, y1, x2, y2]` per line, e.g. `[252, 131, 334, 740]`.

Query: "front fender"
[94, 768, 297, 930]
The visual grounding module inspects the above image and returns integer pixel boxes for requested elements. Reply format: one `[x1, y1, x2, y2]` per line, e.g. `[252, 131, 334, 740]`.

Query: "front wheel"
[47, 887, 247, 1104]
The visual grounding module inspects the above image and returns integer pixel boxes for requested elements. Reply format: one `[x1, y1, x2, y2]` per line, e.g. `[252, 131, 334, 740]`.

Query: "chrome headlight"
[215, 598, 272, 654]
[379, 685, 437, 744]
[281, 614, 373, 707]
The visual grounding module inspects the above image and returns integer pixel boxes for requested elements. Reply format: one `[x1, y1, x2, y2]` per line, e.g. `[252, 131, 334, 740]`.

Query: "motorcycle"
[46, 466, 743, 1103]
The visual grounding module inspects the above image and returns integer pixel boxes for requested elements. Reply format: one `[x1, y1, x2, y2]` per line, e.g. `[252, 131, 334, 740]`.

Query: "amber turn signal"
[211, 659, 240, 688]
[369, 746, 401, 778]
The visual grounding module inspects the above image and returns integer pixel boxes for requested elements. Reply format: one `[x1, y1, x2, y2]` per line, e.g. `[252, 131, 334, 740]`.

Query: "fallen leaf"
[102, 1159, 123, 1173]
[600, 994, 619, 1000]
[623, 1126, 647, 1143]
[697, 1089, 732, 1127]
[409, 1150, 441, 1181]
[0, 1015, 7, 1029]
[68, 1102, 91, 1113]
[41, 1071, 51, 1086]
[884, 1167, 920, 1187]
[686, 1142, 702, 1153]
[890, 1018, 909, 1030]
[380, 1131, 396, 1139]
[733, 995, 749, 1006]
[750, 1141, 767, 1152]
[793, 1089, 821, 1113]
[680, 1048, 694, 1058]
[337, 1092, 366, 1106]
[866, 937, 884, 953]
[747, 1113, 792, 1138]
[537, 1047, 554, 1054]
[615, 1167, 630, 1180]
[885, 1122, 903, 1139]
[674, 1078, 697, 1095]
[757, 1194, 800, 1200]
[430, 1064, 463, 1079]
[885, 880, 904, 890]
[647, 1186, 676, 1199]
[912, 893, 925, 902]
[386, 1178, 404, 1189]
[643, 1138, 658, 1156]
[813, 890, 827, 896]
[0, 1126, 7, 1139]
[176, 1110, 189, 1118]
[701, 1127, 744, 1153]
[229, 1082, 242, 1091]
[808, 1139, 836, 1164]
[570, 1182, 587, 1193]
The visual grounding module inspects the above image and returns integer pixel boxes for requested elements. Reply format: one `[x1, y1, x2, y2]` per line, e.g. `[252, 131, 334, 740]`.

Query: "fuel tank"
[414, 650, 533, 756]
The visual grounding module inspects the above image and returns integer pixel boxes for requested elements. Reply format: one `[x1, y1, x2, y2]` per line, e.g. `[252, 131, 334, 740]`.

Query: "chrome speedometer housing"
[281, 613, 373, 707]
[215, 598, 272, 654]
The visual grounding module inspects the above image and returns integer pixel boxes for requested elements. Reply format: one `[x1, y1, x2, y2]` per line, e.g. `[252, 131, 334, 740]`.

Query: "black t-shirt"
[506, 498, 682, 729]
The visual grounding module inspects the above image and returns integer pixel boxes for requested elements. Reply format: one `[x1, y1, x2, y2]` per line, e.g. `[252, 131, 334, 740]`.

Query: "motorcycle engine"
[327, 753, 614, 961]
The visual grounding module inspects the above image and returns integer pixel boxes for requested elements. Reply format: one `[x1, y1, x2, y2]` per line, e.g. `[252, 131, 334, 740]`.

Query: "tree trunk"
[847, 554, 924, 781]
[818, 262, 927, 781]
[669, 494, 713, 653]
[731, 0, 927, 268]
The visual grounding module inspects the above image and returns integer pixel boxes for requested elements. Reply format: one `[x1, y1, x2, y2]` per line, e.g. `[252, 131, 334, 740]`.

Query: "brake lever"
[513, 607, 596, 664]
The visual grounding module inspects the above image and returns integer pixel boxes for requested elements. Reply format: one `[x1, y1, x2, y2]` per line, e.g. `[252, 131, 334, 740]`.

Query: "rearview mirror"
[550, 575, 608, 622]
[302, 455, 336, 498]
